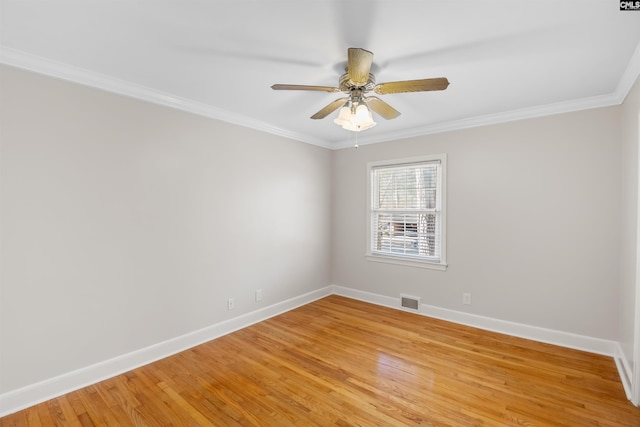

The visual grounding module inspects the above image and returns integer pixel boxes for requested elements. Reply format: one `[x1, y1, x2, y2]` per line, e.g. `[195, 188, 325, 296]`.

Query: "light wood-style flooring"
[2, 295, 639, 426]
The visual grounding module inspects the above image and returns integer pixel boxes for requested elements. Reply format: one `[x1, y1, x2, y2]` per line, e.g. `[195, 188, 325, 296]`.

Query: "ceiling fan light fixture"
[333, 105, 353, 127]
[271, 48, 448, 131]
[354, 103, 372, 121]
[334, 102, 376, 132]
[342, 120, 376, 132]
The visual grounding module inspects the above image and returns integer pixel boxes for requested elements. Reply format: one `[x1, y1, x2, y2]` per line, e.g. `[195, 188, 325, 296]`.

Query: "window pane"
[376, 164, 438, 210]
[373, 212, 439, 257]
[370, 158, 443, 263]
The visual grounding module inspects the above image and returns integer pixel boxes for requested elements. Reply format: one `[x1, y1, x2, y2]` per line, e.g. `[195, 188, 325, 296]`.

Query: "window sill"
[365, 253, 448, 271]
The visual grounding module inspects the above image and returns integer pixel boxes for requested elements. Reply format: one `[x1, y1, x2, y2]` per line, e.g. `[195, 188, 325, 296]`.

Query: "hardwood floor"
[2, 295, 639, 426]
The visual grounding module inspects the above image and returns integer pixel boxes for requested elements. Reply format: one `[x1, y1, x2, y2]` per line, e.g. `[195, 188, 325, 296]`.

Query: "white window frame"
[366, 154, 447, 271]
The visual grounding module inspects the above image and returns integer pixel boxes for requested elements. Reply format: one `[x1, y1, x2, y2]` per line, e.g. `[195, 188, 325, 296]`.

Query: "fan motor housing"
[339, 72, 376, 93]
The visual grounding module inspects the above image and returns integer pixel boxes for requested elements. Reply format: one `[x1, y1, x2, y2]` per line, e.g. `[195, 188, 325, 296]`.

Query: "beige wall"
[1, 61, 637, 401]
[332, 107, 622, 340]
[0, 65, 332, 393]
[620, 76, 640, 375]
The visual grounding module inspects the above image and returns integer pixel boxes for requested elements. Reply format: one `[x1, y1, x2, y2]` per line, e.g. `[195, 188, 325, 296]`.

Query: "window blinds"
[371, 161, 442, 261]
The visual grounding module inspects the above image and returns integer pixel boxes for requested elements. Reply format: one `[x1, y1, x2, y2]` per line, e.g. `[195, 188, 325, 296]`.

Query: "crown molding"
[332, 92, 622, 149]
[617, 39, 640, 104]
[0, 47, 333, 149]
[333, 39, 640, 149]
[3, 42, 639, 151]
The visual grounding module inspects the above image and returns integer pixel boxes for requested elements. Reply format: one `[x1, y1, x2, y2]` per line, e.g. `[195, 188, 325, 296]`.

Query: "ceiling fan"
[271, 47, 449, 131]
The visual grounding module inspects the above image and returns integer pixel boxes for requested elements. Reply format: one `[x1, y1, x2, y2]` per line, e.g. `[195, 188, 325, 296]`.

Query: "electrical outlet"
[227, 298, 235, 310]
[255, 289, 263, 302]
[463, 293, 472, 305]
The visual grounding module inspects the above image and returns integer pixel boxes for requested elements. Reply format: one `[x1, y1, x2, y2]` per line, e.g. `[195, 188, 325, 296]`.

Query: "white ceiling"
[2, 1, 640, 149]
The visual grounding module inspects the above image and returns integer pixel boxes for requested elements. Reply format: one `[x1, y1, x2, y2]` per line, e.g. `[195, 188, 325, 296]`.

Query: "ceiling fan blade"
[374, 77, 450, 95]
[310, 97, 349, 119]
[347, 48, 373, 86]
[365, 97, 401, 120]
[271, 84, 340, 92]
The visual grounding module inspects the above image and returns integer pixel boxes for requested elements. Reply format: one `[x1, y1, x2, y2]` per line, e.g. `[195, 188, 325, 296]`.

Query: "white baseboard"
[614, 343, 634, 401]
[330, 285, 630, 397]
[0, 286, 332, 417]
[1, 284, 631, 416]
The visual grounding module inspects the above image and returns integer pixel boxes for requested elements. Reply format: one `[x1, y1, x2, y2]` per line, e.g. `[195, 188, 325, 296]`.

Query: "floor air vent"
[401, 295, 421, 311]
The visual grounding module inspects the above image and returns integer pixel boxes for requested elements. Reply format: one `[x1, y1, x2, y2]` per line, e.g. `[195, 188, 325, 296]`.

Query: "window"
[367, 154, 447, 270]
